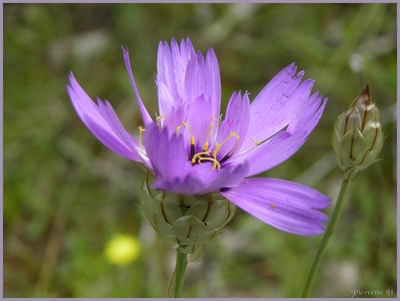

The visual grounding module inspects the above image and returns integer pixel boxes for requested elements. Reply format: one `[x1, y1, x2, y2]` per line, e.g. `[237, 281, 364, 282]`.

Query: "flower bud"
[332, 85, 384, 178]
[139, 174, 236, 262]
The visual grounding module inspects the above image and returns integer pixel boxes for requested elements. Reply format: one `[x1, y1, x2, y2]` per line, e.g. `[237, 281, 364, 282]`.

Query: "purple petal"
[184, 51, 221, 120]
[156, 81, 177, 117]
[144, 123, 188, 181]
[220, 178, 330, 235]
[205, 48, 221, 122]
[162, 104, 186, 133]
[122, 47, 153, 126]
[153, 160, 248, 196]
[242, 65, 315, 150]
[216, 91, 250, 159]
[156, 38, 195, 115]
[287, 92, 329, 134]
[153, 172, 205, 196]
[67, 73, 145, 162]
[200, 162, 248, 192]
[185, 161, 248, 193]
[96, 99, 138, 151]
[184, 94, 215, 151]
[232, 86, 328, 177]
[231, 130, 308, 177]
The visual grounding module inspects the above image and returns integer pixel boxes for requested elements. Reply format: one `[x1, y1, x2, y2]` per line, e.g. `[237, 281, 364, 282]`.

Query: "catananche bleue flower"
[67, 38, 330, 235]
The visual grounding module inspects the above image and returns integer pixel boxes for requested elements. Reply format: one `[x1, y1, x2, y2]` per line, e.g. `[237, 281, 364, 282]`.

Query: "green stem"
[173, 248, 188, 298]
[302, 174, 352, 297]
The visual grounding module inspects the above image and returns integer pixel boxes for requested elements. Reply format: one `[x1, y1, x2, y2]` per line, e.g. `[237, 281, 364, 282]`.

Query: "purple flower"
[67, 38, 330, 235]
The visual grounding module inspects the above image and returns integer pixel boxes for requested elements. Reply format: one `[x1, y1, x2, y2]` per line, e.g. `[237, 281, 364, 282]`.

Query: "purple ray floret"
[67, 37, 331, 235]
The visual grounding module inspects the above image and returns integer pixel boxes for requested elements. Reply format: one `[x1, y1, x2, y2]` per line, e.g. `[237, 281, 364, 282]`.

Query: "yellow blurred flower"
[105, 234, 141, 265]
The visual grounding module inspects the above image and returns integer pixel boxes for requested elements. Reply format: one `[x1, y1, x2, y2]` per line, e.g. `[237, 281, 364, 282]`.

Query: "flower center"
[179, 121, 240, 170]
[137, 119, 241, 170]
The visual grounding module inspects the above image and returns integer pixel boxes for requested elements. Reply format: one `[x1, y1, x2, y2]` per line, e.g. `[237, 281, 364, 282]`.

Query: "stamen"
[213, 131, 240, 165]
[198, 157, 221, 170]
[138, 126, 145, 154]
[252, 139, 261, 146]
[191, 151, 211, 164]
[182, 121, 194, 137]
[218, 131, 240, 148]
[156, 115, 165, 130]
[202, 124, 215, 151]
[182, 121, 195, 158]
[175, 125, 182, 137]
[212, 142, 222, 169]
[224, 131, 240, 158]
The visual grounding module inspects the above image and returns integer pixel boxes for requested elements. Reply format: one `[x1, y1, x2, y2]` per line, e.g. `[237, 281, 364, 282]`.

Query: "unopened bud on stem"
[332, 85, 384, 179]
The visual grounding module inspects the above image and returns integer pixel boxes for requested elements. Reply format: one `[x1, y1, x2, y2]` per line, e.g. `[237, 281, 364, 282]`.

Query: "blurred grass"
[3, 3, 396, 298]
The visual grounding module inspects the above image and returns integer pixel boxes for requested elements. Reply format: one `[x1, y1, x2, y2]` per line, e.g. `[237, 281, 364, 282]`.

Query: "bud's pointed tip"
[362, 84, 371, 98]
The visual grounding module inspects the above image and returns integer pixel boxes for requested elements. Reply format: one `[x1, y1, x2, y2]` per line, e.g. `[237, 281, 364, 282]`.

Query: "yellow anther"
[156, 115, 165, 130]
[212, 160, 221, 170]
[220, 131, 240, 146]
[220, 131, 240, 158]
[202, 124, 215, 151]
[227, 132, 240, 158]
[252, 139, 261, 146]
[192, 150, 221, 170]
[182, 121, 195, 142]
[199, 157, 221, 170]
[138, 126, 145, 154]
[175, 125, 182, 137]
[212, 142, 221, 161]
[191, 151, 211, 164]
[182, 121, 192, 131]
[182, 121, 196, 157]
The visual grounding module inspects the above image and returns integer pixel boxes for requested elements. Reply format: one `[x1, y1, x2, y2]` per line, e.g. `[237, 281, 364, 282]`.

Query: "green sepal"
[139, 173, 236, 263]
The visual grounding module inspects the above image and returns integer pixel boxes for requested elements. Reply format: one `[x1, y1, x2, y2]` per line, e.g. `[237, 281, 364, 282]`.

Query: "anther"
[225, 131, 240, 157]
[252, 139, 261, 146]
[156, 115, 165, 130]
[182, 121, 193, 136]
[211, 142, 222, 169]
[175, 125, 182, 137]
[138, 126, 145, 154]
[182, 121, 195, 158]
[214, 131, 241, 164]
[191, 151, 211, 165]
[199, 157, 221, 170]
[202, 124, 215, 151]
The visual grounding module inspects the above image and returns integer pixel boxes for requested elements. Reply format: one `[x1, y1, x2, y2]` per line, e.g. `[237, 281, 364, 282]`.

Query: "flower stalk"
[171, 248, 188, 298]
[302, 172, 353, 297]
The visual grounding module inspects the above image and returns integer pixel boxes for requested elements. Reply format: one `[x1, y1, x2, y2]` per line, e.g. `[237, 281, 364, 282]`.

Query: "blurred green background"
[3, 3, 397, 298]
